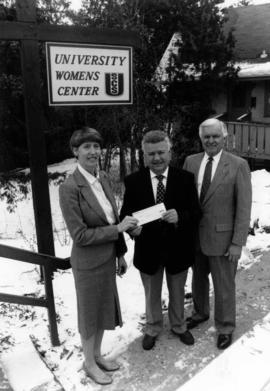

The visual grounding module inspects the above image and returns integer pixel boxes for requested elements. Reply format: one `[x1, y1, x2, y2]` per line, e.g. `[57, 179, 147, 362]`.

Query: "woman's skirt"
[72, 259, 122, 340]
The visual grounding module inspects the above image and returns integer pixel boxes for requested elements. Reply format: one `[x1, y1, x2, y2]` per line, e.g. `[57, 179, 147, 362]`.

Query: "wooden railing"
[225, 122, 270, 160]
[0, 244, 71, 346]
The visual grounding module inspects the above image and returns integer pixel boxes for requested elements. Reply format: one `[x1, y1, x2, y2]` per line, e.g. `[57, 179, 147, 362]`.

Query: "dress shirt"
[197, 149, 223, 197]
[150, 167, 169, 202]
[78, 164, 116, 225]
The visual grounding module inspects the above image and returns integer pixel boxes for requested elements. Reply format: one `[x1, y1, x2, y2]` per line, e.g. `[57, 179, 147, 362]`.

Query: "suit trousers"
[140, 266, 188, 337]
[192, 250, 238, 334]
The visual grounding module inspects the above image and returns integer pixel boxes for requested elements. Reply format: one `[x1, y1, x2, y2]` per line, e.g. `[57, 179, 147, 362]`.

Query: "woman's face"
[73, 141, 101, 173]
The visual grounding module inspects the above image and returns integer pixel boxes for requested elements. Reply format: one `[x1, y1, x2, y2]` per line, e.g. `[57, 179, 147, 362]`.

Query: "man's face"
[200, 123, 226, 157]
[143, 140, 171, 175]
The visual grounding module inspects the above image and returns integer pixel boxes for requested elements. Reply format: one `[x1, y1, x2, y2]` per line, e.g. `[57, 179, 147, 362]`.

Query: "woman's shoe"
[83, 362, 112, 385]
[95, 356, 120, 371]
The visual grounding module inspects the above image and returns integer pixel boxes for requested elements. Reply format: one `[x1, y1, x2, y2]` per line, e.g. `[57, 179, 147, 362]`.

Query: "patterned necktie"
[200, 157, 213, 203]
[156, 175, 165, 203]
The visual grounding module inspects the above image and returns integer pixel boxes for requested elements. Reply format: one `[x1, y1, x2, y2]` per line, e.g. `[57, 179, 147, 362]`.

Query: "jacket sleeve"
[177, 172, 201, 229]
[232, 159, 252, 246]
[59, 182, 119, 247]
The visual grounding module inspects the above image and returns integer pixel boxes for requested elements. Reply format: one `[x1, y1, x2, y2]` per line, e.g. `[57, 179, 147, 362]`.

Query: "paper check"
[132, 203, 166, 226]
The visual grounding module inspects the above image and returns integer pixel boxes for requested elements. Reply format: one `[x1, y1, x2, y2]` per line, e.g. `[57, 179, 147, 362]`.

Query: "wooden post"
[16, 0, 55, 258]
[16, 0, 58, 345]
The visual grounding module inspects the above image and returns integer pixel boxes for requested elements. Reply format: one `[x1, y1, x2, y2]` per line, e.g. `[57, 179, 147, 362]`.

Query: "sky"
[69, 0, 270, 10]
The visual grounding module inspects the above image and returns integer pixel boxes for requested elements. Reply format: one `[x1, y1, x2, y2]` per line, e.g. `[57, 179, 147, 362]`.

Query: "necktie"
[200, 157, 213, 203]
[156, 175, 165, 203]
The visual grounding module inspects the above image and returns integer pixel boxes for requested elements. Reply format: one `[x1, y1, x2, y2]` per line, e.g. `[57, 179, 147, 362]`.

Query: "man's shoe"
[176, 330, 195, 345]
[142, 334, 156, 350]
[217, 334, 232, 350]
[186, 316, 209, 330]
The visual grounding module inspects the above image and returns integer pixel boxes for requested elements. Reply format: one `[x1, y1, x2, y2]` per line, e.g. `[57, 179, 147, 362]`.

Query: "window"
[264, 81, 270, 117]
[232, 83, 247, 108]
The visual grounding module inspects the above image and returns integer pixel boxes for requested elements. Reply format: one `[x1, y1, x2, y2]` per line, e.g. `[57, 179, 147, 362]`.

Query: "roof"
[237, 61, 270, 79]
[224, 3, 270, 61]
[156, 4, 270, 82]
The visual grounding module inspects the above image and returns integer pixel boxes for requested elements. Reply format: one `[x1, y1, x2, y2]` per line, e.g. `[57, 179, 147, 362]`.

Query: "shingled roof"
[224, 3, 270, 61]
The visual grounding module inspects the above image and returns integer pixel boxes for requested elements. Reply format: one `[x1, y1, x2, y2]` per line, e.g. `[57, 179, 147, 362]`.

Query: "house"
[214, 3, 270, 124]
[156, 4, 270, 162]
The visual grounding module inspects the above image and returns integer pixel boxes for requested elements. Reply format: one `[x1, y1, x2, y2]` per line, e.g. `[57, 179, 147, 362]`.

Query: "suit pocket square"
[215, 224, 233, 232]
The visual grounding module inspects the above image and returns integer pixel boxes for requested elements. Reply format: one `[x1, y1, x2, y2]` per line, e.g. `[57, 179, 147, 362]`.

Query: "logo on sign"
[105, 73, 124, 96]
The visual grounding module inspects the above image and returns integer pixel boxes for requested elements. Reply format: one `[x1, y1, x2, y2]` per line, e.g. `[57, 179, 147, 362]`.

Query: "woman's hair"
[69, 127, 103, 151]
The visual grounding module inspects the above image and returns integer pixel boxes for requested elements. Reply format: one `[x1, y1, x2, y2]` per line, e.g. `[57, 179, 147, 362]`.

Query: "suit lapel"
[202, 150, 229, 205]
[164, 166, 175, 203]
[190, 153, 204, 183]
[99, 172, 119, 222]
[73, 169, 108, 223]
[144, 168, 156, 205]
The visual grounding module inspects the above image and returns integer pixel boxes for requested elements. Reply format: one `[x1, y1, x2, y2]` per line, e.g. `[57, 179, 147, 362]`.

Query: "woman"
[59, 127, 138, 385]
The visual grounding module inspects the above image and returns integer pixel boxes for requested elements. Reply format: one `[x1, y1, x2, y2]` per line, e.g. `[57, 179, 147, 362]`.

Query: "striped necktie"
[200, 157, 213, 203]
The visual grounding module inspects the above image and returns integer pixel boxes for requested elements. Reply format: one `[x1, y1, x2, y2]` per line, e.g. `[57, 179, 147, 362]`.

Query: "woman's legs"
[81, 332, 112, 384]
[94, 329, 120, 371]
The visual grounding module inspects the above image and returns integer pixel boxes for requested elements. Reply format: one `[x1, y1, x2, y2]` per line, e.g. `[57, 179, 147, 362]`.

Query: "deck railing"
[0, 244, 71, 346]
[225, 122, 270, 160]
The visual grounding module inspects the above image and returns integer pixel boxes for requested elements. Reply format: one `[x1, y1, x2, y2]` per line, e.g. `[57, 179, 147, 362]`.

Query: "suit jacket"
[120, 166, 201, 275]
[183, 150, 252, 256]
[59, 168, 127, 271]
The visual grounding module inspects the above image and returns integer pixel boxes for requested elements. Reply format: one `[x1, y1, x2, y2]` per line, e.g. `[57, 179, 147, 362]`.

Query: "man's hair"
[141, 130, 171, 150]
[69, 127, 103, 151]
[199, 118, 228, 138]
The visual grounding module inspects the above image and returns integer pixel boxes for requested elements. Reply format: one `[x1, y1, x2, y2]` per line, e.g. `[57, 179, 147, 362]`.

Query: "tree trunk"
[119, 143, 127, 181]
[130, 124, 137, 172]
[103, 144, 112, 172]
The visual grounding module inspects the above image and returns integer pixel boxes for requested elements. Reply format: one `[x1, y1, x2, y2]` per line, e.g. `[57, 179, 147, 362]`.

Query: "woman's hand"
[117, 216, 138, 233]
[117, 256, 127, 277]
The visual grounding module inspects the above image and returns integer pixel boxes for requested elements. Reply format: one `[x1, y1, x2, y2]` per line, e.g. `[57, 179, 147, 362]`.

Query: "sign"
[46, 42, 133, 106]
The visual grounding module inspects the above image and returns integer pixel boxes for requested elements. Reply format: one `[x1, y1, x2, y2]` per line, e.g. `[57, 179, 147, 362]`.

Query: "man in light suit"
[183, 118, 252, 350]
[120, 130, 201, 350]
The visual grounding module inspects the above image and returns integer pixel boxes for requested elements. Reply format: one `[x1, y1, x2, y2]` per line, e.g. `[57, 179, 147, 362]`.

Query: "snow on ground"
[0, 161, 270, 390]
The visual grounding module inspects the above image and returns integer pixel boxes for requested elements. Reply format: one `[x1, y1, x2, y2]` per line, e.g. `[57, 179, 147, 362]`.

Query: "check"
[132, 203, 166, 226]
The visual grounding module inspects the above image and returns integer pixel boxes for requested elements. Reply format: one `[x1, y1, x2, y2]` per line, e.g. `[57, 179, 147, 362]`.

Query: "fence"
[225, 122, 270, 160]
[0, 244, 70, 346]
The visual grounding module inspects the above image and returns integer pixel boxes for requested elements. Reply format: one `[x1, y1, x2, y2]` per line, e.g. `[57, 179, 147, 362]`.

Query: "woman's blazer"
[59, 168, 127, 271]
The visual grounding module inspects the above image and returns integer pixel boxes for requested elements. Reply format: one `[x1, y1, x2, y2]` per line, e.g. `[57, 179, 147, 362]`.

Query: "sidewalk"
[179, 312, 270, 391]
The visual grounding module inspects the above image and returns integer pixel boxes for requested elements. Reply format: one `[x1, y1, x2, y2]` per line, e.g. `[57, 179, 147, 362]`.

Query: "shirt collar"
[78, 163, 98, 184]
[150, 166, 169, 180]
[203, 149, 223, 163]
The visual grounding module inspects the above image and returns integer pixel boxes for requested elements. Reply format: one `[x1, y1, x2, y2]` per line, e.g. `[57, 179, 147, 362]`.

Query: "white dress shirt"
[150, 167, 169, 202]
[78, 164, 116, 224]
[197, 150, 223, 197]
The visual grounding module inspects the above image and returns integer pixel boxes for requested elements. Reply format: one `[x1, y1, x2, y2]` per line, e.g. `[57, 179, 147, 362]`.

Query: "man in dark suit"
[120, 130, 201, 350]
[183, 118, 252, 350]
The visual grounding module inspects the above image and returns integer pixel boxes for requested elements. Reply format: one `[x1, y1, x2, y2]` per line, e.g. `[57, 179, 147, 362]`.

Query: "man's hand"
[224, 244, 242, 262]
[117, 256, 127, 277]
[128, 226, 143, 237]
[162, 209, 179, 224]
